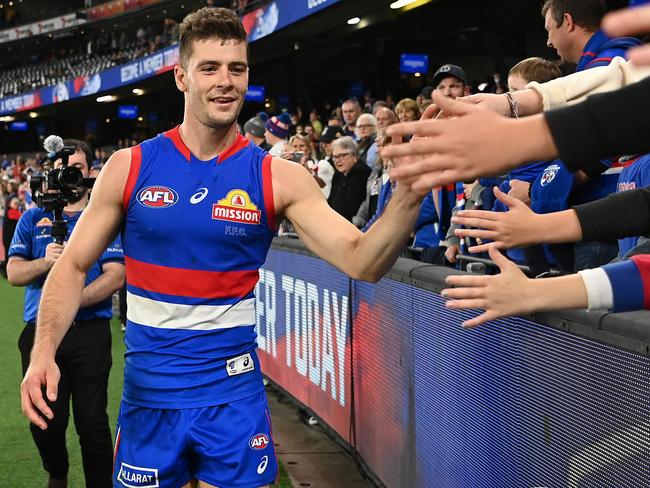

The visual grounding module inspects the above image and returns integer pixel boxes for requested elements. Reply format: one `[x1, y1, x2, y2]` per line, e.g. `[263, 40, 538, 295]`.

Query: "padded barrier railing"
[256, 238, 650, 488]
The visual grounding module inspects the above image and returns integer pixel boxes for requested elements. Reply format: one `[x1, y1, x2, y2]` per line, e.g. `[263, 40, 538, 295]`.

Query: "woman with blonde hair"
[395, 98, 421, 122]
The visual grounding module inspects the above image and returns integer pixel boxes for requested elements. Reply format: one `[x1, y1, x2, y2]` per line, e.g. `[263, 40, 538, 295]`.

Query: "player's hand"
[44, 243, 64, 269]
[451, 187, 541, 252]
[442, 246, 537, 327]
[459, 93, 510, 117]
[20, 356, 60, 430]
[385, 91, 523, 191]
[387, 104, 438, 199]
[445, 244, 460, 263]
[603, 4, 650, 66]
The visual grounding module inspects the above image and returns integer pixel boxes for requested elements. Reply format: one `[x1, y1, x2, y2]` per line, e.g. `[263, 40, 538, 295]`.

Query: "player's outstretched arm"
[273, 157, 421, 282]
[21, 149, 130, 430]
[384, 92, 558, 191]
[451, 187, 583, 253]
[442, 246, 589, 328]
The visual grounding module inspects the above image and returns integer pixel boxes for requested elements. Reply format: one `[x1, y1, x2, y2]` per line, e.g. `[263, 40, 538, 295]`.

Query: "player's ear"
[174, 64, 188, 93]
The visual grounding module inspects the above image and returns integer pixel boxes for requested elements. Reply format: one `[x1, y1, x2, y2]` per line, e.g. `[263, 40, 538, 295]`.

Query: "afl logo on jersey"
[137, 186, 179, 208]
[249, 433, 270, 450]
[212, 189, 261, 225]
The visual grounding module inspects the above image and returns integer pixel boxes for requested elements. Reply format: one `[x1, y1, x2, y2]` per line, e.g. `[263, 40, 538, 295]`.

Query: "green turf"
[0, 278, 292, 487]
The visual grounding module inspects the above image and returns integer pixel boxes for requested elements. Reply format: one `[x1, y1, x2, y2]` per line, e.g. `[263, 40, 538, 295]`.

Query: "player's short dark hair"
[542, 0, 605, 31]
[178, 7, 248, 68]
[63, 139, 93, 171]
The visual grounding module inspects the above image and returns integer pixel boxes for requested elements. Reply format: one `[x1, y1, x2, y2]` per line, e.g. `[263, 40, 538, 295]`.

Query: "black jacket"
[327, 160, 371, 222]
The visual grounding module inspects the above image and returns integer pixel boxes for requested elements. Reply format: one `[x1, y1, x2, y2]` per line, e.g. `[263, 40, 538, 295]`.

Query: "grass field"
[0, 278, 292, 487]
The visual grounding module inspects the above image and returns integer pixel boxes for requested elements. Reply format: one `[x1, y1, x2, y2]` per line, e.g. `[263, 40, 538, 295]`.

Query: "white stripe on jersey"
[126, 292, 256, 330]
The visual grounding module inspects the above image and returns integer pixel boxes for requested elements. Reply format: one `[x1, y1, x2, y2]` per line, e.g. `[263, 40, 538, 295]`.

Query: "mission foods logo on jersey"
[137, 186, 179, 208]
[212, 189, 261, 225]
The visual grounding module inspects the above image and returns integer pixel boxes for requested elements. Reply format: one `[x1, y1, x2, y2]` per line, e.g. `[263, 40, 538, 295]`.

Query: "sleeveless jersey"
[121, 126, 276, 408]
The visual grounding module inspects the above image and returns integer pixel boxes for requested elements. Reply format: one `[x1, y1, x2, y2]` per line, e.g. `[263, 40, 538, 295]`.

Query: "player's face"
[182, 38, 248, 129]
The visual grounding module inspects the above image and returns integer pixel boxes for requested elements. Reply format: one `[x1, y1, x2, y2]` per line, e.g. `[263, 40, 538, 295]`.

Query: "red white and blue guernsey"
[114, 127, 278, 488]
[121, 126, 276, 408]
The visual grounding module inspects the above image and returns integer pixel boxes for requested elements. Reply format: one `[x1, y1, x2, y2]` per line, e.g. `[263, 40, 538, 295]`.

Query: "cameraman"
[6, 139, 124, 488]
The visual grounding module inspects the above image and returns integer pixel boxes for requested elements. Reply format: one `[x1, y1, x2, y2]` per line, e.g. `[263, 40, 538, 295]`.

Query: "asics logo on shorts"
[257, 455, 269, 475]
[117, 462, 159, 488]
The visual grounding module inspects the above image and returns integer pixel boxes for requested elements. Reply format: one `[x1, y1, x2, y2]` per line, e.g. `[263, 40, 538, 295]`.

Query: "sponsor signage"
[400, 53, 429, 74]
[0, 45, 178, 115]
[243, 0, 341, 42]
[118, 105, 139, 119]
[245, 85, 266, 103]
[9, 121, 28, 131]
[0, 13, 85, 45]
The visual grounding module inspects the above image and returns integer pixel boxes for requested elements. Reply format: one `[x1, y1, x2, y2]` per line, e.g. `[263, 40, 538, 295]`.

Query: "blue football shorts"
[112, 391, 278, 488]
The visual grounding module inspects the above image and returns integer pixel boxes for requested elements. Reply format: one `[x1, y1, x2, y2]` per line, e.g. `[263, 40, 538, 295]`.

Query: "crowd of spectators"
[232, 0, 650, 279]
[0, 13, 182, 98]
[2, 0, 650, 289]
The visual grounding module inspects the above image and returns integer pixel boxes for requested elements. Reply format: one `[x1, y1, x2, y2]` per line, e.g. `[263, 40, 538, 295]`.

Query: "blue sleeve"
[362, 181, 392, 232]
[100, 234, 124, 264]
[601, 255, 650, 312]
[8, 211, 33, 259]
[415, 192, 438, 230]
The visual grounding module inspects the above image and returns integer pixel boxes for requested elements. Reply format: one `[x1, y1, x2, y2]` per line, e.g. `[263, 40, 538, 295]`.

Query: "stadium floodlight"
[132, 88, 145, 96]
[96, 95, 117, 103]
[347, 17, 361, 25]
[29, 112, 38, 118]
[390, 0, 418, 8]
[0, 116, 15, 122]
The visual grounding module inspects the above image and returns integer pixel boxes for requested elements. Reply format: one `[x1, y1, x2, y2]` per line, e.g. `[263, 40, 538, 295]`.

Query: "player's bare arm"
[20, 148, 130, 429]
[272, 157, 421, 282]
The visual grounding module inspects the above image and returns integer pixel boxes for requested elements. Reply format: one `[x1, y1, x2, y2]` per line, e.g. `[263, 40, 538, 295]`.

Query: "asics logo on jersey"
[249, 433, 269, 450]
[257, 455, 269, 475]
[190, 187, 209, 204]
[137, 186, 179, 208]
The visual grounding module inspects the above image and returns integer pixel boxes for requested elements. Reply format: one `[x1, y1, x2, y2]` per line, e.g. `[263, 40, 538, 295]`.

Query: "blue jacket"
[363, 183, 438, 248]
[577, 30, 641, 72]
[8, 208, 124, 323]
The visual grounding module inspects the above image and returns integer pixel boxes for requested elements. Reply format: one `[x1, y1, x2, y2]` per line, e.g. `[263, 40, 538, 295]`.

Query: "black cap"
[320, 126, 344, 143]
[432, 64, 468, 86]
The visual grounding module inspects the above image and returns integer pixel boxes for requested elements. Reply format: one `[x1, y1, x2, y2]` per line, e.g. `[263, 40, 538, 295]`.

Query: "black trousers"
[18, 319, 114, 488]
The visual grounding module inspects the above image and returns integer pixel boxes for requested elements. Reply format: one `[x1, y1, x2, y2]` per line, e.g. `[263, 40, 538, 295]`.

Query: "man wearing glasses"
[327, 136, 371, 221]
